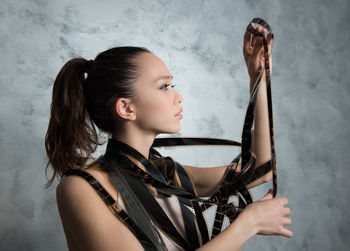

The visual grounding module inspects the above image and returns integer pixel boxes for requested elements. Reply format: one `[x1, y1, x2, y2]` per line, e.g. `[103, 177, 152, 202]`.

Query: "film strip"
[247, 17, 277, 197]
[151, 17, 277, 239]
[97, 17, 277, 248]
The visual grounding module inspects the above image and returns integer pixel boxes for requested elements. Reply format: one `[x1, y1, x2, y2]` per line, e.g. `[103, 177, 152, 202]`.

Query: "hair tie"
[85, 59, 94, 77]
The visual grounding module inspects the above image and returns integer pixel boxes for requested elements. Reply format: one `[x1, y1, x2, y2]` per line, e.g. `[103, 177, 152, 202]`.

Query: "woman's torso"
[62, 164, 193, 251]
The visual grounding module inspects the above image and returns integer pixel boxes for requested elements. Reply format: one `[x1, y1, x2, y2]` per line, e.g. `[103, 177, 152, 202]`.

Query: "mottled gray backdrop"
[1, 0, 349, 250]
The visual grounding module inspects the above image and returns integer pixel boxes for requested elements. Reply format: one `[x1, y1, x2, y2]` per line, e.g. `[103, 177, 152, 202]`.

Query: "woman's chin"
[161, 126, 181, 135]
[172, 125, 181, 134]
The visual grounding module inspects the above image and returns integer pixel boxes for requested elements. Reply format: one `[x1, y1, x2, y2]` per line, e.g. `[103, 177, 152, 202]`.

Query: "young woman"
[45, 25, 292, 250]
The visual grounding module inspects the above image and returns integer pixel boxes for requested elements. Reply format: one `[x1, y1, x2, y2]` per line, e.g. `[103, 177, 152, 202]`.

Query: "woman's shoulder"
[56, 164, 144, 250]
[57, 163, 122, 208]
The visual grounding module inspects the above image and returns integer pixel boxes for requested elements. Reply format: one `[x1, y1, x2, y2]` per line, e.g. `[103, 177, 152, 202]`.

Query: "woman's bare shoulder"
[57, 163, 119, 201]
[56, 164, 144, 251]
[56, 163, 122, 221]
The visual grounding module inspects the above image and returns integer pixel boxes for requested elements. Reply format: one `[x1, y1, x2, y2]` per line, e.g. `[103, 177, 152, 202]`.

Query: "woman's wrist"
[235, 208, 259, 239]
[196, 209, 258, 251]
[249, 71, 265, 94]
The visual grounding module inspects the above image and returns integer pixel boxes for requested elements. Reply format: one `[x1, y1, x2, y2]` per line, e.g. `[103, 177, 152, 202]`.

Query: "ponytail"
[45, 58, 100, 187]
[45, 46, 150, 187]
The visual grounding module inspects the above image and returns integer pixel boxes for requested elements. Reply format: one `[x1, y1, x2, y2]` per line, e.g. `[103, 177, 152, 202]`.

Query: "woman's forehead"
[136, 53, 171, 81]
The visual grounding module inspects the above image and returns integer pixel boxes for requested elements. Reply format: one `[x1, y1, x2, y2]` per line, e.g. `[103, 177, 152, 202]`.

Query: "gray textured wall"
[1, 0, 349, 250]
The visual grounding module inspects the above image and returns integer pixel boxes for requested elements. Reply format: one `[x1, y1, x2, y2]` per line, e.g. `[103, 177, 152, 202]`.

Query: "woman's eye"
[160, 84, 169, 90]
[160, 84, 175, 91]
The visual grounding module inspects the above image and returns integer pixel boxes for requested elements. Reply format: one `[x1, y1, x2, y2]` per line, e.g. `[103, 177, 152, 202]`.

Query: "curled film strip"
[87, 17, 278, 249]
[151, 17, 278, 239]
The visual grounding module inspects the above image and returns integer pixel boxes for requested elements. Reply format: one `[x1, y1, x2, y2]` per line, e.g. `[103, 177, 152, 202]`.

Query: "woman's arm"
[183, 25, 275, 197]
[196, 202, 257, 251]
[244, 25, 274, 168]
[197, 191, 292, 251]
[183, 165, 272, 197]
[56, 175, 145, 251]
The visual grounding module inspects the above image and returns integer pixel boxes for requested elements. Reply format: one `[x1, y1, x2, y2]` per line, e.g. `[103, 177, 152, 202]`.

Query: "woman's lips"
[175, 109, 183, 119]
[175, 113, 183, 119]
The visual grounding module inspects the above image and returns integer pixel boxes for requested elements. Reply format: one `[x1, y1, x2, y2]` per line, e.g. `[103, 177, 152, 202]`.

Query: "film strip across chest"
[95, 17, 277, 250]
[151, 17, 277, 239]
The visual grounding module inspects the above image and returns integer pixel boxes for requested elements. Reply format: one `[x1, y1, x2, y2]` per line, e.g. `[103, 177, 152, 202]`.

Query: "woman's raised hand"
[242, 190, 293, 238]
[243, 23, 274, 84]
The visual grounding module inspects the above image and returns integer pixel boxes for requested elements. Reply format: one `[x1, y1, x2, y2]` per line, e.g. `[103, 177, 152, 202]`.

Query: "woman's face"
[132, 52, 183, 135]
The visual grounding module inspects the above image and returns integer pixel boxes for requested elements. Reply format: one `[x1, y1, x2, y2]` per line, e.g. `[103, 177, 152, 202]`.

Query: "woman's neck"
[112, 127, 156, 159]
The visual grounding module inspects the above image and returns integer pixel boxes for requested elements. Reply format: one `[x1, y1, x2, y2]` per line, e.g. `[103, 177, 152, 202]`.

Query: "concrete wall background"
[0, 0, 349, 250]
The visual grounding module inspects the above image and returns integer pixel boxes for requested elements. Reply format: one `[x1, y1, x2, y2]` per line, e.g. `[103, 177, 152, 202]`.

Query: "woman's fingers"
[252, 37, 263, 55]
[251, 32, 256, 47]
[279, 227, 293, 238]
[243, 30, 252, 63]
[243, 29, 251, 49]
[282, 207, 291, 216]
[282, 217, 292, 226]
[280, 202, 292, 238]
[280, 197, 289, 207]
[243, 23, 273, 79]
[280, 201, 292, 237]
[250, 196, 293, 238]
[251, 27, 264, 55]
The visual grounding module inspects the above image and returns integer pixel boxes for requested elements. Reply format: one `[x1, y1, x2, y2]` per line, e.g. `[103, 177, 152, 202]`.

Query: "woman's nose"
[175, 90, 183, 104]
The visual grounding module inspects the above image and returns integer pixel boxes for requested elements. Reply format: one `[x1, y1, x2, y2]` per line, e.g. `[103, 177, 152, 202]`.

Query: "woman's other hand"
[243, 23, 274, 85]
[242, 189, 293, 238]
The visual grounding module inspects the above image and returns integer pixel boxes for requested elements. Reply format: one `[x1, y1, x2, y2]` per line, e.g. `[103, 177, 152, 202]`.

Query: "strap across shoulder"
[64, 169, 117, 210]
[63, 169, 158, 251]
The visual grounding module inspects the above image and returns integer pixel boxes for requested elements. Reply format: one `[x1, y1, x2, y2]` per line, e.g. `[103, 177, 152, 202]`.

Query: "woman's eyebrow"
[154, 75, 173, 82]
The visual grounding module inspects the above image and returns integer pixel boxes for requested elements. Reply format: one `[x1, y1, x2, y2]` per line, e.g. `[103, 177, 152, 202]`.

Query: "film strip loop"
[151, 17, 277, 239]
[247, 17, 277, 196]
[94, 17, 277, 247]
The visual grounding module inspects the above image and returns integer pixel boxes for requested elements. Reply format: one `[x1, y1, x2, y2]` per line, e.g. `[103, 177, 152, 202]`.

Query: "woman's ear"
[115, 98, 136, 121]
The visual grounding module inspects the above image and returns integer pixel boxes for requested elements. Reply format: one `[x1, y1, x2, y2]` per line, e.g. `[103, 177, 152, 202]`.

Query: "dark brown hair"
[45, 46, 150, 187]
